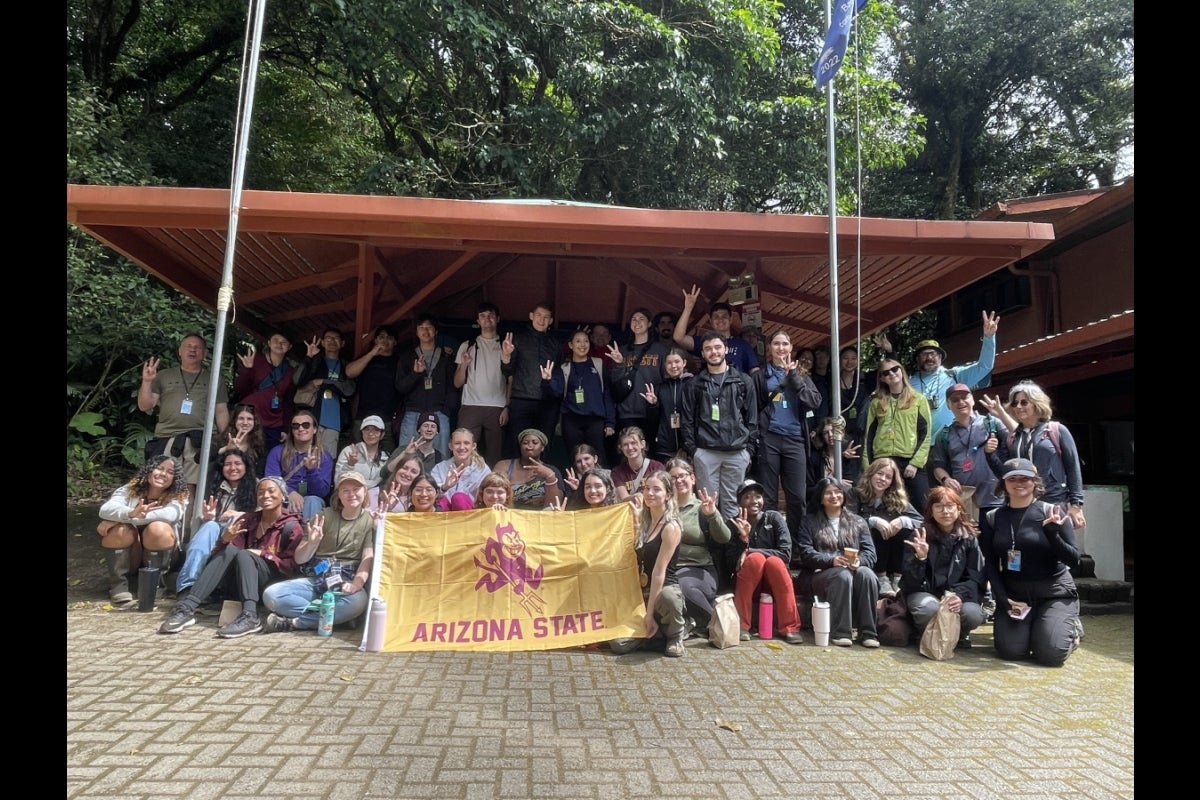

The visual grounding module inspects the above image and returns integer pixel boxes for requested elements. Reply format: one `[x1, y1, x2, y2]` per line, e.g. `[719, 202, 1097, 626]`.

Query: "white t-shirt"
[456, 336, 507, 408]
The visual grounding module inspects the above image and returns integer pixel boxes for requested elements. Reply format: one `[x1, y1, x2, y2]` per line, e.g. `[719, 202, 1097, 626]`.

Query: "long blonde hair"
[635, 471, 679, 548]
[872, 358, 916, 411]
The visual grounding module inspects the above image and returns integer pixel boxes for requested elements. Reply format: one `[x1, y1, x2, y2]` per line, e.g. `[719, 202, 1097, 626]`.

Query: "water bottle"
[366, 598, 388, 652]
[318, 591, 336, 637]
[136, 566, 160, 612]
[757, 593, 774, 640]
[812, 598, 831, 647]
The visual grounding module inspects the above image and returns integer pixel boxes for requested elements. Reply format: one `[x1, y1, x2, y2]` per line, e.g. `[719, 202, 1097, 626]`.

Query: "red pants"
[734, 552, 801, 635]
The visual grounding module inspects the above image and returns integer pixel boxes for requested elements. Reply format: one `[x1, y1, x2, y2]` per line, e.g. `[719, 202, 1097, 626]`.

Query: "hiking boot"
[159, 607, 195, 634]
[105, 548, 135, 607]
[664, 638, 686, 658]
[608, 637, 643, 655]
[217, 611, 263, 639]
[262, 613, 294, 634]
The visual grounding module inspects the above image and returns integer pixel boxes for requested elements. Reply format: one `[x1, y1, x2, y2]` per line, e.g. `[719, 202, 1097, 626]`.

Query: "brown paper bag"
[919, 592, 961, 660]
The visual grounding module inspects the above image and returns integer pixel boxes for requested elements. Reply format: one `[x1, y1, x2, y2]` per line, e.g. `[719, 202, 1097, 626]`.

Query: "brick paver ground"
[67, 601, 1133, 800]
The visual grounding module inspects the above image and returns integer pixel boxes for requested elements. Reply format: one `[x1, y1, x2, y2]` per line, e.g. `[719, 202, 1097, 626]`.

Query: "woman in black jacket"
[899, 486, 986, 648]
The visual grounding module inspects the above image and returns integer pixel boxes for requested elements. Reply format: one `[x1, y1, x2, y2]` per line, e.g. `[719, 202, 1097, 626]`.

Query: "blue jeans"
[262, 575, 370, 630]
[398, 411, 450, 459]
[178, 520, 221, 593]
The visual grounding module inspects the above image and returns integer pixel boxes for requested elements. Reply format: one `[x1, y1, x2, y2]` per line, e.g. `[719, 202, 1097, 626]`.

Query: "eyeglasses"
[881, 366, 902, 376]
[668, 473, 692, 483]
[291, 421, 313, 430]
[1009, 399, 1032, 407]
[933, 504, 959, 512]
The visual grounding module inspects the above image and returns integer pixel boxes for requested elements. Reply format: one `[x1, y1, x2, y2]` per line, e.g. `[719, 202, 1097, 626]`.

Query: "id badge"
[324, 571, 344, 591]
[670, 412, 681, 429]
[323, 388, 334, 400]
[1006, 549, 1022, 572]
[574, 388, 586, 405]
[961, 457, 974, 472]
[297, 481, 308, 496]
[270, 394, 280, 410]
[180, 398, 193, 415]
[710, 403, 720, 421]
[847, 408, 857, 420]
[424, 377, 433, 391]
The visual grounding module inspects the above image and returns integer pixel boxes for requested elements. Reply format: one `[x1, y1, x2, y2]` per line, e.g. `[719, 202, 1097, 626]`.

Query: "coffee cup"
[843, 547, 859, 566]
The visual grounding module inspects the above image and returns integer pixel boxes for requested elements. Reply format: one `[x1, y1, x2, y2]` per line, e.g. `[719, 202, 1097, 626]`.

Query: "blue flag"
[814, 0, 869, 90]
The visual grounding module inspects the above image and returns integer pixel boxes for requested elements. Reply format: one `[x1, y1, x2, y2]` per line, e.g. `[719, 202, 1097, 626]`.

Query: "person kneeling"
[261, 471, 375, 633]
[159, 476, 304, 638]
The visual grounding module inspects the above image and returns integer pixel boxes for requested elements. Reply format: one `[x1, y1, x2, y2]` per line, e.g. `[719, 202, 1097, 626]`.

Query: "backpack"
[1006, 421, 1062, 457]
[986, 501, 1054, 528]
[937, 414, 999, 453]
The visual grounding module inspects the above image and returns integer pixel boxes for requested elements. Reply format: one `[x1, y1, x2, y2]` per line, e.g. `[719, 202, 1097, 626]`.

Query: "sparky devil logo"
[473, 523, 546, 616]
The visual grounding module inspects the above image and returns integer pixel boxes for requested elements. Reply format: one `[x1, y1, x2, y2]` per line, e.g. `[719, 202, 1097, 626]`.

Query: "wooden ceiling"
[67, 184, 1055, 353]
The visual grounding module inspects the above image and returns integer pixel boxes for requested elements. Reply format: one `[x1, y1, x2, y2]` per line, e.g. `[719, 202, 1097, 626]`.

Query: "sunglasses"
[291, 421, 314, 430]
[1009, 398, 1032, 407]
[881, 365, 902, 376]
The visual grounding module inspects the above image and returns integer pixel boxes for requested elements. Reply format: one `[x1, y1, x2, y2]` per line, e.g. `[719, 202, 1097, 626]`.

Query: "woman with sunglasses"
[979, 458, 1083, 666]
[865, 357, 933, 512]
[981, 381, 1086, 529]
[265, 408, 334, 520]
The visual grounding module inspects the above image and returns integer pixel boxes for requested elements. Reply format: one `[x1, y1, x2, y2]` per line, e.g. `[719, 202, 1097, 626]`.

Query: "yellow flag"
[376, 505, 645, 651]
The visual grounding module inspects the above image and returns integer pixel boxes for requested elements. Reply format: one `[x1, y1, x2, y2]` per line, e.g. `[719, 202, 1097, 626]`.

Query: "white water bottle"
[366, 598, 387, 652]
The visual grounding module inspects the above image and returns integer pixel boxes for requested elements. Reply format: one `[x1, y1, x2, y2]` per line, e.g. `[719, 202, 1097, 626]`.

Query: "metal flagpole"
[194, 0, 269, 509]
[823, 0, 843, 483]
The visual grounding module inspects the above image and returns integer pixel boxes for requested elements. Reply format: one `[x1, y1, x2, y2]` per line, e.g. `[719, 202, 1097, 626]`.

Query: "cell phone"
[1009, 605, 1031, 620]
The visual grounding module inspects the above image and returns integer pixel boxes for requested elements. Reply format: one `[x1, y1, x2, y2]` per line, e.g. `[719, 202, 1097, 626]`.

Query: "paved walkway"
[67, 600, 1134, 800]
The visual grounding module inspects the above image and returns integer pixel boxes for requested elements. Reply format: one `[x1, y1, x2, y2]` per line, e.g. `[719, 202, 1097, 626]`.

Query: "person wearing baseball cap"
[927, 383, 1011, 522]
[261, 467, 376, 635]
[872, 310, 1001, 432]
[979, 455, 1084, 667]
[333, 415, 390, 490]
[725, 479, 805, 645]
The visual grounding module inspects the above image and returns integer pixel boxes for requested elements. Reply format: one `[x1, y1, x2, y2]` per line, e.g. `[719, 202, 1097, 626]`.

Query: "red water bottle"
[757, 593, 774, 640]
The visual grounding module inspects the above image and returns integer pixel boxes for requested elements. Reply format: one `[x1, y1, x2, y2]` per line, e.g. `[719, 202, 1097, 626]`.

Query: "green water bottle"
[318, 590, 336, 637]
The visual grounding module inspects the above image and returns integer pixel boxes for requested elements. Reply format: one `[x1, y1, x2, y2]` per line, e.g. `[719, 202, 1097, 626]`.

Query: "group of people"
[98, 293, 1086, 667]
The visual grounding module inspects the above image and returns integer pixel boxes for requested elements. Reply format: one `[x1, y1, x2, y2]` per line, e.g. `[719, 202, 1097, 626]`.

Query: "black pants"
[754, 429, 808, 539]
[181, 546, 278, 613]
[504, 396, 560, 459]
[561, 412, 607, 469]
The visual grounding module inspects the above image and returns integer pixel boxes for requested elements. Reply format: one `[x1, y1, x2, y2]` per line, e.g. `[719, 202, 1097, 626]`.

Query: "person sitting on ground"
[725, 478, 804, 645]
[491, 428, 563, 510]
[848, 457, 922, 600]
[795, 477, 881, 648]
[430, 428, 492, 511]
[572, 467, 620, 510]
[262, 471, 375, 634]
[610, 426, 665, 502]
[370, 454, 425, 514]
[562, 443, 609, 508]
[405, 473, 442, 513]
[264, 408, 335, 521]
[665, 458, 731, 632]
[608, 471, 687, 658]
[159, 476, 305, 638]
[97, 455, 190, 607]
[177, 448, 259, 606]
[335, 415, 390, 489]
[899, 486, 986, 649]
[474, 472, 514, 510]
[383, 412, 444, 480]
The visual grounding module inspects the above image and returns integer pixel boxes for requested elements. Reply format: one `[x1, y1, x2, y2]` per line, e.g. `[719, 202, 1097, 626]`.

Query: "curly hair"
[855, 457, 912, 515]
[124, 454, 189, 505]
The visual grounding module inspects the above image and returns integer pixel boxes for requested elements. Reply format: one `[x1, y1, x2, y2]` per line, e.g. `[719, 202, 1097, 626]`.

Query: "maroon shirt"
[213, 509, 305, 577]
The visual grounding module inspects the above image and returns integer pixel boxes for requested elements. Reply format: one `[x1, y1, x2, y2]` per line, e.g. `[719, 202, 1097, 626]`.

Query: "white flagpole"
[194, 0, 268, 508]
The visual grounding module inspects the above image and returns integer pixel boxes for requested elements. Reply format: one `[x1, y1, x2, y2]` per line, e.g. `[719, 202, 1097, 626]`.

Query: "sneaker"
[664, 638, 686, 658]
[739, 629, 752, 642]
[956, 635, 972, 650]
[783, 631, 805, 645]
[683, 616, 697, 640]
[216, 610, 263, 639]
[877, 575, 896, 598]
[860, 637, 881, 648]
[262, 612, 294, 634]
[158, 607, 195, 634]
[831, 637, 853, 647]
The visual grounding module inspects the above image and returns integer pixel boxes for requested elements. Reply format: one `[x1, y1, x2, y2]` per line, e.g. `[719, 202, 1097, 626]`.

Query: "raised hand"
[871, 330, 892, 353]
[539, 359, 554, 381]
[978, 394, 1003, 414]
[564, 468, 580, 492]
[443, 465, 461, 489]
[627, 492, 644, 517]
[1043, 503, 1066, 527]
[305, 513, 325, 543]
[412, 357, 426, 374]
[527, 457, 555, 481]
[982, 310, 1000, 337]
[640, 383, 657, 405]
[237, 346, 256, 369]
[141, 356, 160, 383]
[346, 445, 359, 466]
[131, 499, 161, 519]
[782, 355, 799, 374]
[305, 336, 321, 357]
[843, 441, 862, 460]
[459, 347, 472, 368]
[501, 332, 515, 360]
[905, 526, 929, 559]
[605, 343, 623, 364]
[984, 432, 999, 453]
[682, 284, 701, 310]
[547, 496, 567, 512]
[201, 496, 218, 521]
[732, 508, 751, 542]
[403, 436, 420, 455]
[698, 487, 717, 517]
[226, 429, 247, 450]
[222, 516, 245, 544]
